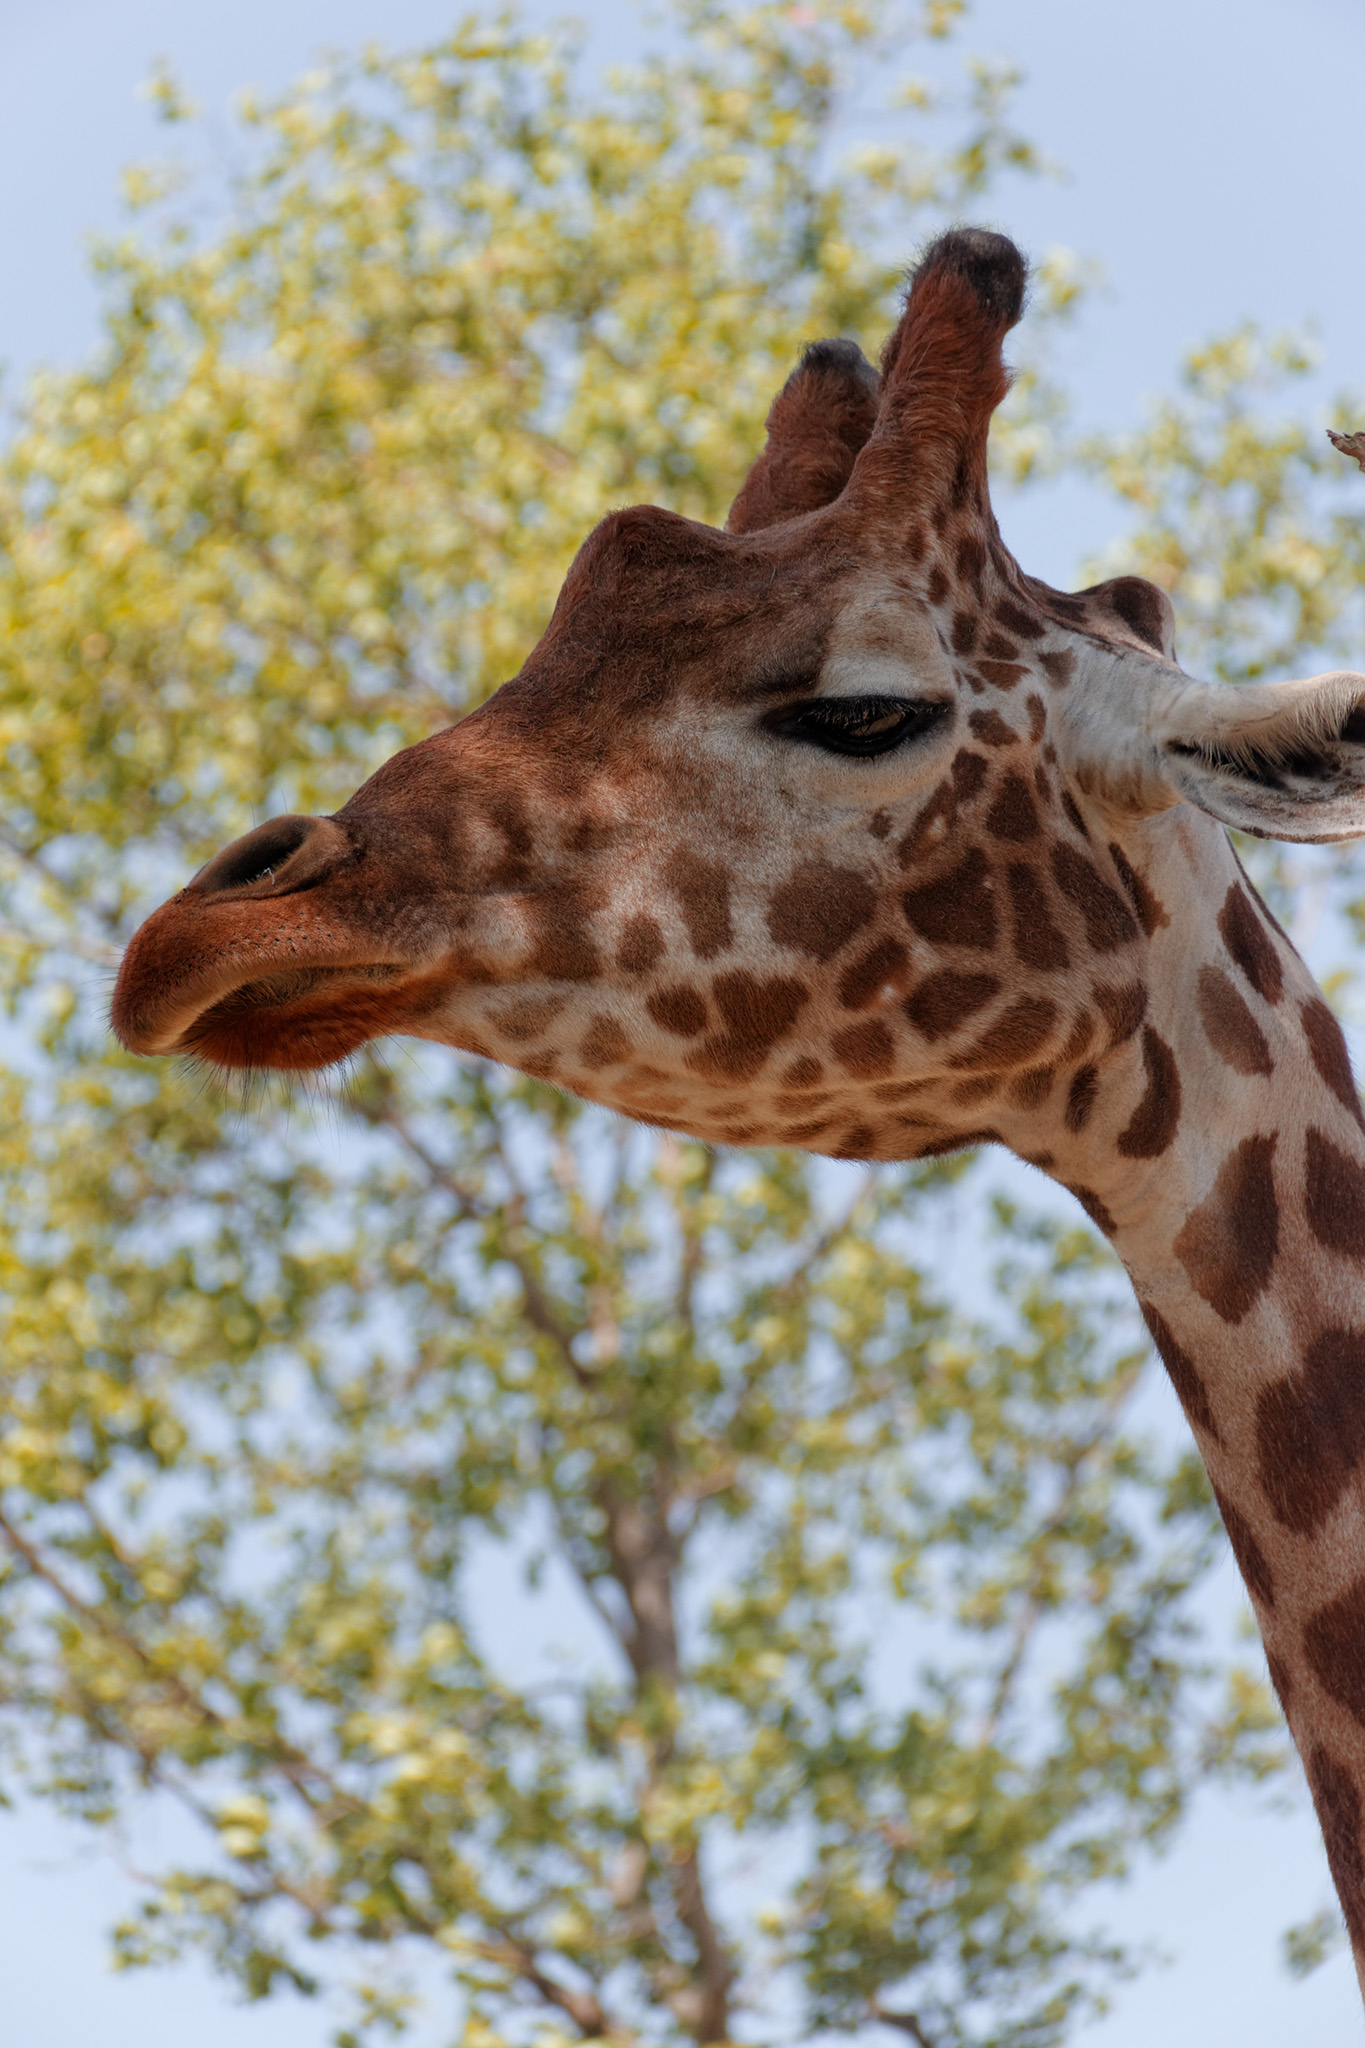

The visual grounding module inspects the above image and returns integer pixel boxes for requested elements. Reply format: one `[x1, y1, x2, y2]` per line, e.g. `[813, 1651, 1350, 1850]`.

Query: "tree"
[0, 5, 1306, 2044]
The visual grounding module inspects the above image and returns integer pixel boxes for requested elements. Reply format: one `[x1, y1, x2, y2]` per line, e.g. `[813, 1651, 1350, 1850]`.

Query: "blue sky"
[2, 1, 1365, 2043]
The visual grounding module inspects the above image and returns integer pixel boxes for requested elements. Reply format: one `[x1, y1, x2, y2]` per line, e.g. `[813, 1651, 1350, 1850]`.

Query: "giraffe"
[112, 228, 1365, 1990]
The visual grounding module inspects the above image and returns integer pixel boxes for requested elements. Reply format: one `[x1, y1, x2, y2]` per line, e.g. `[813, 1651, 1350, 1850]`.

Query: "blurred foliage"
[0, 1, 1350, 2043]
[0, 1053, 1265, 2046]
[1082, 327, 1365, 684]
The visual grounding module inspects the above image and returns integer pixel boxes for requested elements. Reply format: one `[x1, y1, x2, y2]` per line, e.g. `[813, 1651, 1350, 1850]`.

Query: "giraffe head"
[112, 230, 1365, 1161]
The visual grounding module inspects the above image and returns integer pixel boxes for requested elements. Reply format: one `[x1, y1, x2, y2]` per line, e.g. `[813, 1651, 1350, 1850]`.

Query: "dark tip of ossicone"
[911, 227, 1029, 328]
[797, 337, 879, 392]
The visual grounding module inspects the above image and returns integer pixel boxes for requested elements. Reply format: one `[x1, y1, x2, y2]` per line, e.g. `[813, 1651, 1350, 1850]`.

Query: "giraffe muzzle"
[110, 811, 415, 1065]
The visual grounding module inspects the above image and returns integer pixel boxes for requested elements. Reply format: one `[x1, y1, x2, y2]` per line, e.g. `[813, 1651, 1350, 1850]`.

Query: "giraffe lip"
[178, 962, 414, 1071]
[116, 949, 415, 1065]
[110, 881, 419, 1062]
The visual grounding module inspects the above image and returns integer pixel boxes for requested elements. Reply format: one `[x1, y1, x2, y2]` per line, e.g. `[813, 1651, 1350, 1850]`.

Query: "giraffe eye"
[763, 695, 949, 759]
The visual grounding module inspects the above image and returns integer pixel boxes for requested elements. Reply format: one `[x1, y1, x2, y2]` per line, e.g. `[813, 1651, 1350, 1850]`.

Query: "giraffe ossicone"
[112, 228, 1365, 1991]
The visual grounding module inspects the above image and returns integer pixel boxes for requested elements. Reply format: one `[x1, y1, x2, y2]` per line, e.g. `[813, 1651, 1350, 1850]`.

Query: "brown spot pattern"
[528, 893, 602, 982]
[903, 847, 997, 949]
[1059, 1010, 1096, 1062]
[665, 849, 734, 960]
[955, 533, 986, 586]
[977, 659, 1028, 691]
[778, 1120, 835, 1144]
[767, 859, 877, 961]
[900, 762, 987, 864]
[1307, 1583, 1365, 1737]
[781, 1055, 824, 1089]
[1303, 996, 1365, 1127]
[1009, 1066, 1053, 1109]
[994, 600, 1044, 640]
[1065, 1063, 1098, 1133]
[1197, 965, 1274, 1076]
[918, 1128, 1003, 1159]
[968, 709, 1017, 747]
[1067, 1184, 1116, 1235]
[1050, 844, 1138, 952]
[1218, 883, 1283, 1003]
[579, 1015, 630, 1068]
[904, 970, 1000, 1041]
[1108, 841, 1169, 935]
[1305, 1745, 1365, 1949]
[1210, 1485, 1274, 1607]
[647, 984, 709, 1037]
[951, 996, 1057, 1070]
[1039, 648, 1074, 689]
[488, 994, 566, 1043]
[1173, 1134, 1278, 1321]
[839, 937, 909, 1010]
[831, 1019, 897, 1078]
[986, 772, 1040, 842]
[1140, 1302, 1220, 1442]
[1095, 980, 1148, 1046]
[1306, 1127, 1365, 1257]
[1060, 790, 1088, 839]
[617, 914, 664, 974]
[1256, 1327, 1365, 1535]
[1116, 1026, 1181, 1158]
[1007, 864, 1070, 971]
[686, 971, 807, 1081]
[900, 780, 956, 863]
[1266, 1650, 1293, 1708]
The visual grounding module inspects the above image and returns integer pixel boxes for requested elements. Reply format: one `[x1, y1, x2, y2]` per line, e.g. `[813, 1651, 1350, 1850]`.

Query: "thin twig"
[872, 2001, 939, 2047]
[351, 1086, 592, 1385]
[978, 1359, 1144, 1745]
[0, 1504, 354, 1817]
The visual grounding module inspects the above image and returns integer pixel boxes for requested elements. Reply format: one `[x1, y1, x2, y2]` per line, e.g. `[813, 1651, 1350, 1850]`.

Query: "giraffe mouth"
[112, 913, 428, 1069]
[109, 810, 437, 1068]
[177, 963, 414, 1071]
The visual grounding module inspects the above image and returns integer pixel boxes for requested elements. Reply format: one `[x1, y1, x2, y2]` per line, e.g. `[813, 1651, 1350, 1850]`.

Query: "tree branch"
[872, 2000, 939, 2047]
[463, 1933, 624, 2041]
[350, 1084, 592, 1386]
[0, 1503, 354, 1819]
[977, 1360, 1145, 1745]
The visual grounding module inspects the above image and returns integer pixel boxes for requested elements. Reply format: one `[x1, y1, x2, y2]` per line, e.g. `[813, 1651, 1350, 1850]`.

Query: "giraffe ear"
[725, 339, 879, 534]
[1072, 575, 1178, 661]
[1088, 669, 1365, 842]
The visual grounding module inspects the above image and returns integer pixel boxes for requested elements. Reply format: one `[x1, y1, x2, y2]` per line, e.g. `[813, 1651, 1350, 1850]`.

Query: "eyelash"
[763, 695, 950, 759]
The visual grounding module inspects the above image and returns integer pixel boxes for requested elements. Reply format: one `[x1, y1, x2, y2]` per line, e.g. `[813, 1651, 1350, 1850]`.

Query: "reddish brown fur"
[726, 339, 880, 535]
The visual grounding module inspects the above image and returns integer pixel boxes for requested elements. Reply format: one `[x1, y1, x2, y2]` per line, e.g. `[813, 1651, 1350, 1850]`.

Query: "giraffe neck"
[1037, 808, 1365, 1972]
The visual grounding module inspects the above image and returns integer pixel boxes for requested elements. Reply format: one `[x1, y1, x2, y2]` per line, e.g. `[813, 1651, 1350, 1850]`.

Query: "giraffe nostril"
[189, 814, 351, 897]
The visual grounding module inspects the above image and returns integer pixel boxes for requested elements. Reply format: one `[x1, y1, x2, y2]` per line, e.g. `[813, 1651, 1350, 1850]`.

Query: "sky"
[3, 0, 1365, 2044]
